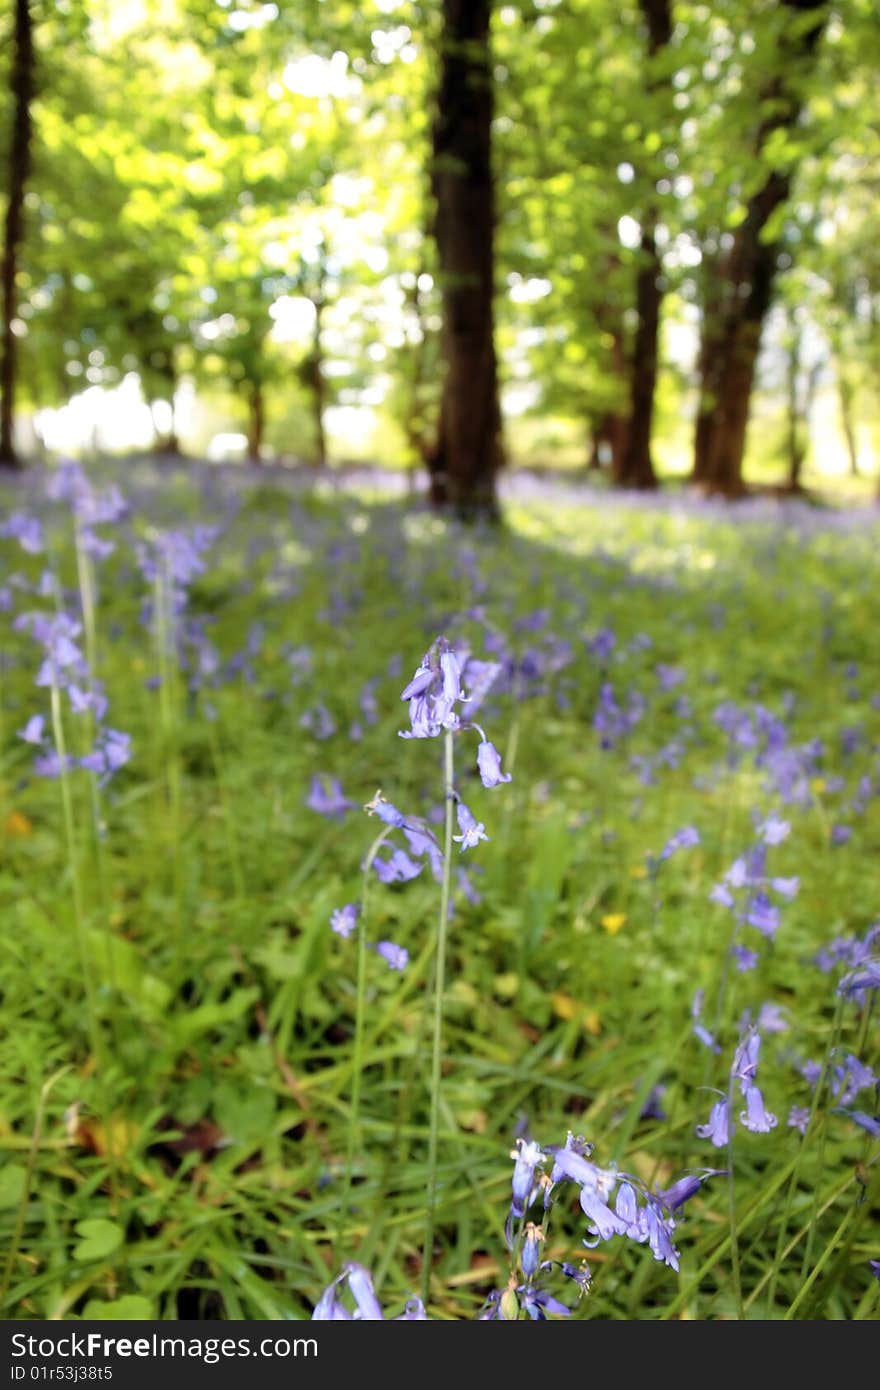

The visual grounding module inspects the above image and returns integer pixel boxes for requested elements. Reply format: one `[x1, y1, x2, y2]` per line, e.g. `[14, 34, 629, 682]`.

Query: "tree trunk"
[429, 0, 503, 520]
[615, 0, 671, 491]
[246, 381, 264, 463]
[837, 371, 859, 477]
[307, 293, 327, 468]
[0, 0, 35, 468]
[590, 409, 629, 473]
[616, 216, 662, 489]
[691, 0, 827, 495]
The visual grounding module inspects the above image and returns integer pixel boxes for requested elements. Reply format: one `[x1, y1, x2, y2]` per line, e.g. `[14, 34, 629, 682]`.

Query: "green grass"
[0, 466, 878, 1320]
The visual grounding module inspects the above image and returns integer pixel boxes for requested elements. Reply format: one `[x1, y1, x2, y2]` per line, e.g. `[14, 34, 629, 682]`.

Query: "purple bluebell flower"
[710, 883, 735, 909]
[696, 1098, 731, 1148]
[868, 1260, 880, 1283]
[0, 512, 43, 553]
[658, 1170, 725, 1211]
[745, 892, 780, 938]
[299, 703, 337, 741]
[477, 739, 512, 788]
[18, 714, 45, 745]
[658, 825, 700, 863]
[521, 1223, 543, 1278]
[306, 774, 353, 819]
[769, 876, 799, 899]
[759, 815, 790, 845]
[835, 1109, 880, 1138]
[399, 637, 466, 738]
[395, 1298, 427, 1320]
[521, 1288, 571, 1320]
[343, 1264, 384, 1319]
[787, 1106, 810, 1135]
[830, 1053, 876, 1105]
[831, 824, 852, 846]
[740, 1085, 777, 1133]
[371, 848, 423, 884]
[691, 990, 721, 1054]
[330, 904, 359, 939]
[364, 791, 406, 827]
[634, 1200, 680, 1271]
[732, 1029, 761, 1091]
[801, 1059, 822, 1088]
[312, 1263, 389, 1320]
[453, 801, 489, 852]
[509, 1138, 545, 1225]
[732, 944, 759, 972]
[838, 960, 880, 1001]
[374, 941, 409, 970]
[579, 1185, 631, 1243]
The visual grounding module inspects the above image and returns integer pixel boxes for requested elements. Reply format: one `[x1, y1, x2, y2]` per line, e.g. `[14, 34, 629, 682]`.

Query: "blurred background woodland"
[2, 0, 879, 510]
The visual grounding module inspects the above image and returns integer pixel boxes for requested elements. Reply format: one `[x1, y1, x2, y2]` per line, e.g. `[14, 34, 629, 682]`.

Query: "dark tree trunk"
[590, 409, 629, 474]
[616, 216, 662, 489]
[246, 381, 264, 463]
[837, 371, 859, 477]
[691, 0, 827, 496]
[307, 294, 327, 468]
[615, 0, 671, 491]
[0, 0, 35, 468]
[429, 0, 503, 520]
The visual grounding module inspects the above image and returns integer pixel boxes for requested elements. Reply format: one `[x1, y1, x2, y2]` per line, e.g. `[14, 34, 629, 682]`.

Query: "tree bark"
[307, 293, 327, 468]
[837, 371, 859, 477]
[615, 0, 671, 491]
[692, 0, 827, 496]
[0, 0, 35, 468]
[246, 381, 264, 463]
[429, 0, 503, 520]
[615, 216, 662, 489]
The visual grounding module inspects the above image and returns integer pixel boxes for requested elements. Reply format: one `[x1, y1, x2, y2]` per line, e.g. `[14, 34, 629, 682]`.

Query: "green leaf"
[0, 1165, 27, 1209]
[72, 1219, 124, 1262]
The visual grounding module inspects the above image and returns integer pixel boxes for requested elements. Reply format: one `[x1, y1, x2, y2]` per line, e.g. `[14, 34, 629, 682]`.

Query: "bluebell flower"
[634, 1200, 680, 1271]
[835, 1109, 880, 1138]
[801, 1059, 822, 1088]
[306, 773, 353, 819]
[477, 739, 512, 788]
[0, 512, 43, 553]
[740, 1085, 777, 1133]
[18, 714, 45, 745]
[691, 989, 721, 1054]
[838, 960, 880, 1001]
[521, 1288, 571, 1320]
[330, 904, 360, 939]
[395, 1298, 427, 1320]
[759, 815, 790, 845]
[732, 944, 759, 972]
[696, 1098, 731, 1148]
[658, 1170, 725, 1211]
[365, 791, 406, 827]
[375, 941, 409, 970]
[312, 1263, 391, 1320]
[731, 1029, 761, 1091]
[520, 1223, 543, 1278]
[744, 892, 780, 937]
[787, 1106, 810, 1135]
[453, 801, 489, 852]
[579, 1185, 631, 1244]
[658, 825, 700, 862]
[371, 848, 423, 884]
[510, 1139, 544, 1217]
